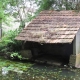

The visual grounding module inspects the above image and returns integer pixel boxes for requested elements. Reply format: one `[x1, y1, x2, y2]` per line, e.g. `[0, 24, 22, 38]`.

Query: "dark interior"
[24, 41, 73, 65]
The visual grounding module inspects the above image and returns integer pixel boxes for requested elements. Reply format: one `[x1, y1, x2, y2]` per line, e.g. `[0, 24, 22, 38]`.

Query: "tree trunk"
[0, 18, 2, 38]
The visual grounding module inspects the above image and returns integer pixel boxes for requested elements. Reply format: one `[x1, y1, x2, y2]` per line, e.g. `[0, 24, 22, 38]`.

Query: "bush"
[0, 29, 23, 58]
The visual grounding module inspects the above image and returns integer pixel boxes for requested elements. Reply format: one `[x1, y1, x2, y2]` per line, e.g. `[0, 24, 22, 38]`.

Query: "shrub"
[10, 52, 22, 60]
[0, 29, 23, 57]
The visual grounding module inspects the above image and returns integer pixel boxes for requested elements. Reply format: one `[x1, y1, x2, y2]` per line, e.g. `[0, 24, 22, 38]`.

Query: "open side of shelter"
[15, 10, 80, 68]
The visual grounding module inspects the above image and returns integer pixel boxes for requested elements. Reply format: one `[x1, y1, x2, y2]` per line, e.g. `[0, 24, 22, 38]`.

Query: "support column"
[69, 29, 80, 68]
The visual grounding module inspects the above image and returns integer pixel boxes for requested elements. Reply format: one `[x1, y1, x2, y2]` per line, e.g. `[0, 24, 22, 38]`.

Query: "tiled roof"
[15, 10, 80, 43]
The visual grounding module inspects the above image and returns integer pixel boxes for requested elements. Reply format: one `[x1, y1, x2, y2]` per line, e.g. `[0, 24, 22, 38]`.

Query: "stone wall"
[69, 55, 76, 67]
[69, 54, 80, 68]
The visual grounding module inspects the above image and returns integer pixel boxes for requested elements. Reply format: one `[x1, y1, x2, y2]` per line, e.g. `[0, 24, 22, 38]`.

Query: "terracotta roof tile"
[15, 10, 80, 43]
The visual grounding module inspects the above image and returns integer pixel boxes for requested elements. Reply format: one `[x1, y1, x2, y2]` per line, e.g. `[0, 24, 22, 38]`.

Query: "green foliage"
[8, 0, 24, 6]
[39, 0, 55, 10]
[36, 0, 55, 13]
[75, 2, 80, 11]
[0, 29, 23, 54]
[0, 0, 26, 28]
[0, 57, 33, 72]
[26, 13, 35, 22]
[63, 1, 73, 10]
[36, 0, 80, 14]
[10, 52, 22, 60]
[0, 0, 10, 24]
[0, 0, 36, 28]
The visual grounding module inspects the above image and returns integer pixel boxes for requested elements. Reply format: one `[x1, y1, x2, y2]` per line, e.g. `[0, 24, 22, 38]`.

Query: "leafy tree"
[0, 0, 36, 29]
[0, 0, 7, 21]
[0, 0, 9, 37]
[7, 0, 36, 28]
[35, 0, 80, 14]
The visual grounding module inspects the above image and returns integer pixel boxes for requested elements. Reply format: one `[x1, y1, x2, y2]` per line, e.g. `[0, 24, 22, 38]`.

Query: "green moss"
[0, 57, 80, 80]
[0, 57, 33, 71]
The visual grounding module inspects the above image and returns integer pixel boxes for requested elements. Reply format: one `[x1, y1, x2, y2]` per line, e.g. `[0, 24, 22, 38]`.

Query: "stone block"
[20, 50, 32, 59]
[69, 54, 80, 68]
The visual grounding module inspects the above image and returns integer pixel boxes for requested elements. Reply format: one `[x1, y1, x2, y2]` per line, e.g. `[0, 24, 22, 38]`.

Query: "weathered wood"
[16, 10, 80, 43]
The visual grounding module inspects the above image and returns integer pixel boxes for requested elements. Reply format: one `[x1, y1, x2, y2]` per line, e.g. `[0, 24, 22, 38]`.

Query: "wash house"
[15, 10, 80, 68]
